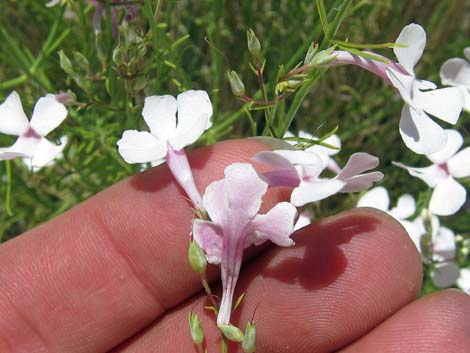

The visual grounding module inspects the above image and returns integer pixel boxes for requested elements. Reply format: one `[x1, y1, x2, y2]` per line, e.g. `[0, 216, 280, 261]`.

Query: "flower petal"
[432, 226, 456, 262]
[386, 68, 415, 108]
[336, 152, 379, 180]
[192, 220, 223, 264]
[177, 90, 213, 130]
[357, 186, 390, 212]
[169, 113, 208, 150]
[0, 91, 30, 136]
[401, 219, 422, 253]
[429, 177, 466, 216]
[29, 94, 68, 136]
[399, 105, 447, 154]
[393, 161, 445, 187]
[166, 145, 203, 209]
[252, 151, 300, 186]
[393, 23, 426, 75]
[246, 202, 297, 247]
[440, 58, 470, 87]
[0, 135, 40, 160]
[340, 171, 383, 193]
[294, 210, 312, 231]
[414, 87, 463, 125]
[31, 137, 64, 167]
[426, 129, 463, 164]
[202, 179, 227, 225]
[389, 194, 416, 220]
[224, 163, 268, 220]
[430, 262, 459, 288]
[141, 95, 177, 141]
[252, 150, 297, 170]
[117, 130, 167, 164]
[457, 268, 470, 294]
[448, 147, 470, 178]
[291, 179, 345, 206]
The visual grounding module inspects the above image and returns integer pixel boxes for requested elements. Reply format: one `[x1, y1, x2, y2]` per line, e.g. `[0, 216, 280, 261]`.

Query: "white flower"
[284, 130, 341, 173]
[457, 268, 470, 294]
[394, 129, 470, 216]
[407, 212, 459, 288]
[117, 90, 213, 209]
[357, 186, 417, 237]
[440, 47, 470, 112]
[0, 92, 68, 168]
[22, 136, 68, 172]
[117, 90, 212, 165]
[385, 24, 464, 154]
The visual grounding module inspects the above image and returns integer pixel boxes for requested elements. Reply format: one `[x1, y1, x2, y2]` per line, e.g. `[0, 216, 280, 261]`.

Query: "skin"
[0, 139, 468, 353]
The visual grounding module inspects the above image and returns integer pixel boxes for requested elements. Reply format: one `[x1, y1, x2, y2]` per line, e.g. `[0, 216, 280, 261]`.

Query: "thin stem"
[5, 161, 13, 216]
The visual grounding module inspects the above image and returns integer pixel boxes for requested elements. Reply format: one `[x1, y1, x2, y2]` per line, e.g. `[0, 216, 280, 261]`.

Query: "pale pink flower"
[117, 90, 213, 209]
[0, 92, 68, 168]
[253, 150, 383, 207]
[193, 163, 297, 325]
[394, 129, 470, 216]
[331, 24, 464, 154]
[440, 47, 470, 112]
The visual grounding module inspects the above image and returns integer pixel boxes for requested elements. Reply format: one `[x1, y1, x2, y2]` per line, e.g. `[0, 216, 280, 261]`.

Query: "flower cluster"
[358, 187, 469, 292]
[2, 11, 469, 351]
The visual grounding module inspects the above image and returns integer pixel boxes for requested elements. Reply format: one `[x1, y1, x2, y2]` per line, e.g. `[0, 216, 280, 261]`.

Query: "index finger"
[0, 139, 287, 353]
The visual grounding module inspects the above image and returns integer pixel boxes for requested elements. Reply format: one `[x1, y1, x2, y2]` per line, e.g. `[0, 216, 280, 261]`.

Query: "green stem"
[5, 161, 13, 216]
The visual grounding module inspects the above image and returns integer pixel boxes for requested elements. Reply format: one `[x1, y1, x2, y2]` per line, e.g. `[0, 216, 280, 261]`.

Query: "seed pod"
[218, 324, 244, 342]
[242, 321, 256, 353]
[188, 312, 204, 346]
[227, 70, 245, 97]
[246, 29, 261, 58]
[188, 240, 207, 275]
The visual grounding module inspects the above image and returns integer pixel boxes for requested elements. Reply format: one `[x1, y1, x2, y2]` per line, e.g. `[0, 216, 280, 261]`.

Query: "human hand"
[0, 140, 468, 353]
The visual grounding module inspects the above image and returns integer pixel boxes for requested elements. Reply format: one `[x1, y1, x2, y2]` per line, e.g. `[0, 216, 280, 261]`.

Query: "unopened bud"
[188, 240, 207, 275]
[58, 51, 74, 75]
[227, 70, 245, 97]
[304, 43, 319, 64]
[55, 90, 76, 105]
[311, 47, 337, 66]
[247, 29, 261, 57]
[188, 312, 204, 346]
[242, 321, 256, 353]
[73, 51, 90, 71]
[219, 324, 244, 342]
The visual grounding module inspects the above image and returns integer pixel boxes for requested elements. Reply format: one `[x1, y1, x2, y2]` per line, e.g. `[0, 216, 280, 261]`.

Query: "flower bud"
[311, 47, 337, 66]
[218, 324, 244, 342]
[55, 90, 76, 105]
[242, 321, 256, 353]
[73, 51, 90, 71]
[246, 29, 261, 58]
[188, 240, 207, 275]
[227, 70, 245, 97]
[188, 312, 204, 346]
[304, 43, 319, 64]
[58, 51, 74, 75]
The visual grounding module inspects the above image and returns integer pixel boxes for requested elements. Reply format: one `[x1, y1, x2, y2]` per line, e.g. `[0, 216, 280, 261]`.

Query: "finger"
[112, 209, 423, 353]
[338, 289, 470, 353]
[0, 139, 288, 353]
